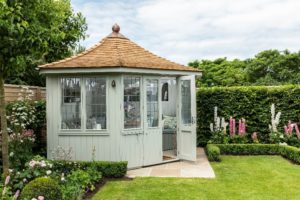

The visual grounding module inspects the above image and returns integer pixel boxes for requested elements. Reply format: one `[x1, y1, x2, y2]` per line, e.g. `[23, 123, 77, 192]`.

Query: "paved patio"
[126, 148, 215, 178]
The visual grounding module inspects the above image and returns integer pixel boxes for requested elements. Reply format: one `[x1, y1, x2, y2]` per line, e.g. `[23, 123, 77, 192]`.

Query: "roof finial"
[112, 23, 120, 33]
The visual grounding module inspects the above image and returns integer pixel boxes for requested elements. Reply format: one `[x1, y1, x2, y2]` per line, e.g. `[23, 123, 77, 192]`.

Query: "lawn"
[92, 156, 300, 200]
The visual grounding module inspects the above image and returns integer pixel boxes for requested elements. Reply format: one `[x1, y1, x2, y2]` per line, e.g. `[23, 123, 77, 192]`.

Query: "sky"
[71, 0, 300, 65]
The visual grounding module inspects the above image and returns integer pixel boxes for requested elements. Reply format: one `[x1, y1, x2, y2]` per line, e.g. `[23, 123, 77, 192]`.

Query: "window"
[181, 80, 191, 124]
[124, 77, 141, 129]
[86, 78, 106, 130]
[61, 78, 81, 129]
[162, 82, 169, 101]
[147, 79, 159, 127]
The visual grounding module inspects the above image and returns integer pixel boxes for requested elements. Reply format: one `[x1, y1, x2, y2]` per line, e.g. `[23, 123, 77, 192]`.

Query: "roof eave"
[39, 66, 202, 76]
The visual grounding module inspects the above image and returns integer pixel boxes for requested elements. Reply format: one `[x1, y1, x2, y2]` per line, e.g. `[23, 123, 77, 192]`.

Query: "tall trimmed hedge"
[197, 85, 300, 146]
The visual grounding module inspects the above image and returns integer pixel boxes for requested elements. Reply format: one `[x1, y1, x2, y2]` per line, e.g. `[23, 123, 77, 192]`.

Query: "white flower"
[29, 160, 36, 168]
[46, 170, 52, 175]
[40, 161, 47, 167]
[279, 142, 288, 146]
[31, 198, 37, 200]
[9, 152, 14, 157]
[9, 169, 13, 173]
[23, 178, 27, 183]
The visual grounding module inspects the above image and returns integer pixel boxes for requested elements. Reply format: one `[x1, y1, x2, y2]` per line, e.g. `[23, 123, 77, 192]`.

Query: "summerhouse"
[39, 24, 202, 168]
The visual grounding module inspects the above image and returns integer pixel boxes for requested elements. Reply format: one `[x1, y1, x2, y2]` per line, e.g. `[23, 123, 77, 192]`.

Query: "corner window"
[61, 78, 81, 129]
[124, 77, 141, 129]
[86, 78, 106, 130]
[147, 79, 159, 127]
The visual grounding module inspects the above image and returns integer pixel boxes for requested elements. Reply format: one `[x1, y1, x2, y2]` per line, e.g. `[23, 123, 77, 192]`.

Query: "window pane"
[147, 80, 159, 127]
[61, 78, 81, 129]
[124, 77, 141, 129]
[181, 80, 191, 124]
[162, 82, 169, 101]
[86, 78, 106, 130]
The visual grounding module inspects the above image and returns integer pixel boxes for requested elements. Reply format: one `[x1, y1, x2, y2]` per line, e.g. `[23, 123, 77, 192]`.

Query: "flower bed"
[206, 144, 300, 164]
[1, 156, 127, 199]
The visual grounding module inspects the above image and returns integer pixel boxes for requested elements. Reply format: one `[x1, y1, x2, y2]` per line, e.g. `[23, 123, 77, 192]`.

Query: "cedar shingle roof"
[39, 24, 200, 72]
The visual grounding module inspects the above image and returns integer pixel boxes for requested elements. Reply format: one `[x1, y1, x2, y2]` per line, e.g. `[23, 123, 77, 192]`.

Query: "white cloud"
[72, 0, 300, 64]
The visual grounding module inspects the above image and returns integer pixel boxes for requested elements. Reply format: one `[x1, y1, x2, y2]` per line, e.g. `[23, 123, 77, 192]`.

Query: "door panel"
[143, 77, 162, 166]
[177, 75, 197, 161]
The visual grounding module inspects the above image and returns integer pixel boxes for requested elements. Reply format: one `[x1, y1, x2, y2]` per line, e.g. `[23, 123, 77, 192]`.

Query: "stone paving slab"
[126, 148, 215, 178]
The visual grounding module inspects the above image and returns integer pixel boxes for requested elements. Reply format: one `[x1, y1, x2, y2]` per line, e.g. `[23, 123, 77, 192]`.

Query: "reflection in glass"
[61, 78, 81, 129]
[181, 80, 191, 124]
[86, 78, 106, 130]
[124, 77, 141, 129]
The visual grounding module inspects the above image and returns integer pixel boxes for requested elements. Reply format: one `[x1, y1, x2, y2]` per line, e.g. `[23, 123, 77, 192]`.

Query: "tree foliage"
[3, 0, 87, 86]
[0, 0, 87, 174]
[190, 49, 300, 87]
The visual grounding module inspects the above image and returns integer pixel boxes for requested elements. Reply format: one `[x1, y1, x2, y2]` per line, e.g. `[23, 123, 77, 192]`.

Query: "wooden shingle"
[39, 24, 200, 72]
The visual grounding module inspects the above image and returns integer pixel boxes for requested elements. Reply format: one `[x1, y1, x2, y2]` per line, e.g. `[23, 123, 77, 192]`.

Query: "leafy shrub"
[285, 136, 300, 148]
[208, 131, 229, 144]
[197, 85, 300, 146]
[20, 177, 62, 200]
[60, 169, 102, 200]
[6, 99, 46, 168]
[9, 130, 35, 169]
[206, 144, 221, 161]
[229, 135, 249, 144]
[10, 156, 55, 191]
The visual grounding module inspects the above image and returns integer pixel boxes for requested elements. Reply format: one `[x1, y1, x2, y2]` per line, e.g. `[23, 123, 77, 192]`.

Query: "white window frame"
[145, 78, 160, 129]
[58, 76, 109, 135]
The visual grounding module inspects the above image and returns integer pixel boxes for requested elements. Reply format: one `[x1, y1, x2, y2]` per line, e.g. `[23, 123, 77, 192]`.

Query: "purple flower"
[5, 176, 10, 186]
[13, 190, 20, 199]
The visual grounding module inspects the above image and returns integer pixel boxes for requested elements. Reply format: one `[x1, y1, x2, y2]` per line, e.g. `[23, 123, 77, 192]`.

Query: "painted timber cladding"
[46, 75, 164, 168]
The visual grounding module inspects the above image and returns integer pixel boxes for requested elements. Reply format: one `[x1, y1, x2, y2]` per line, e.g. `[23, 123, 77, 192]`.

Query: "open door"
[177, 75, 197, 161]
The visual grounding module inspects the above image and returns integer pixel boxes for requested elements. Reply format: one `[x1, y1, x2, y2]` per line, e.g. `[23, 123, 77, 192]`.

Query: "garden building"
[39, 24, 202, 168]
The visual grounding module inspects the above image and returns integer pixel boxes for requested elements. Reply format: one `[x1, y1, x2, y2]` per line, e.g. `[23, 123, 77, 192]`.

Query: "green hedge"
[206, 144, 221, 161]
[197, 85, 300, 146]
[20, 177, 62, 200]
[206, 144, 300, 164]
[52, 160, 128, 178]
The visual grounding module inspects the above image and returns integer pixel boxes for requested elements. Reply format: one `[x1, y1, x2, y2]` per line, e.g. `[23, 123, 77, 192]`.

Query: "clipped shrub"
[211, 144, 300, 165]
[206, 144, 221, 161]
[197, 85, 300, 146]
[52, 160, 127, 178]
[216, 144, 281, 155]
[20, 177, 62, 200]
[280, 145, 300, 164]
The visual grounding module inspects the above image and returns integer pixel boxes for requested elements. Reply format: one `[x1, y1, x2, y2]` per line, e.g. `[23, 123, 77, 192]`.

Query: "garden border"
[206, 144, 300, 164]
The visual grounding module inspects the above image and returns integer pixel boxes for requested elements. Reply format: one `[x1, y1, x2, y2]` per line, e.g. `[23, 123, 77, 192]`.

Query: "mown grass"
[92, 156, 300, 200]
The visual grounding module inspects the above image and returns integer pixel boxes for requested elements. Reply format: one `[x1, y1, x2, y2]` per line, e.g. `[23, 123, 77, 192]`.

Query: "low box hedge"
[206, 144, 300, 164]
[52, 160, 128, 178]
[206, 144, 221, 161]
